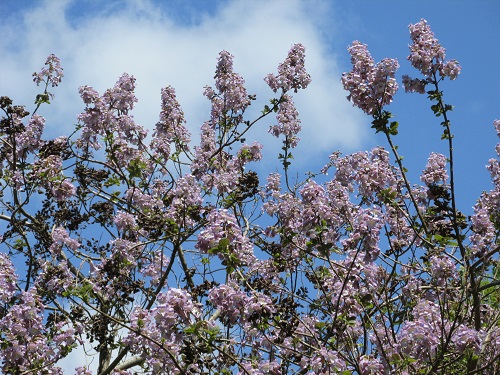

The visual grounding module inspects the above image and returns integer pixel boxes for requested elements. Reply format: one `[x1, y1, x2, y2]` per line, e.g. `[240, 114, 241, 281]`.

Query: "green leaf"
[104, 175, 121, 187]
[127, 158, 148, 179]
[34, 93, 51, 105]
[219, 237, 230, 249]
[62, 283, 94, 303]
[208, 237, 230, 255]
[389, 121, 399, 135]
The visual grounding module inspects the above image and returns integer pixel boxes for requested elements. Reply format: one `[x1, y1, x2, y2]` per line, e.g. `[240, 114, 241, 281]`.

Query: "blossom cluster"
[0, 288, 80, 374]
[50, 226, 81, 254]
[204, 50, 250, 123]
[113, 210, 137, 232]
[342, 41, 399, 115]
[208, 282, 275, 325]
[166, 173, 202, 228]
[421, 152, 449, 186]
[32, 153, 77, 200]
[191, 120, 262, 195]
[76, 74, 150, 178]
[268, 94, 302, 147]
[32, 54, 64, 88]
[150, 85, 191, 163]
[403, 19, 461, 93]
[429, 254, 458, 286]
[469, 120, 500, 256]
[265, 43, 311, 93]
[196, 209, 255, 265]
[385, 300, 484, 365]
[333, 146, 398, 198]
[15, 114, 45, 156]
[0, 253, 17, 303]
[124, 289, 201, 373]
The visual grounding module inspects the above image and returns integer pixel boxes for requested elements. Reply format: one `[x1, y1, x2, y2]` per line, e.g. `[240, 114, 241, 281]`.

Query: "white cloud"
[0, 0, 366, 167]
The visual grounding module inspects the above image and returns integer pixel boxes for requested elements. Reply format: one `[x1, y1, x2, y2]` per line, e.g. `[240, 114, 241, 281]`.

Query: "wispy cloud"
[0, 0, 365, 167]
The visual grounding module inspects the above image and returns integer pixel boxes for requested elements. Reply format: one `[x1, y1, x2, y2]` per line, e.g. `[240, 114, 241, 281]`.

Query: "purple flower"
[139, 251, 169, 287]
[76, 73, 148, 155]
[209, 282, 274, 325]
[268, 94, 301, 147]
[36, 261, 74, 295]
[32, 54, 64, 88]
[451, 325, 482, 354]
[407, 19, 446, 77]
[0, 288, 78, 374]
[265, 43, 311, 93]
[487, 157, 500, 186]
[304, 348, 346, 374]
[442, 59, 461, 80]
[264, 172, 281, 195]
[156, 288, 200, 325]
[167, 174, 202, 227]
[333, 147, 397, 199]
[208, 283, 248, 324]
[124, 289, 200, 372]
[196, 209, 255, 265]
[237, 142, 263, 164]
[421, 152, 448, 185]
[469, 206, 496, 256]
[151, 86, 191, 161]
[494, 119, 500, 137]
[204, 50, 250, 122]
[50, 226, 80, 254]
[125, 187, 164, 211]
[402, 75, 427, 94]
[191, 121, 216, 180]
[404, 19, 461, 90]
[51, 179, 76, 201]
[15, 114, 45, 155]
[341, 207, 383, 262]
[106, 73, 138, 112]
[395, 300, 446, 361]
[113, 210, 137, 231]
[342, 41, 399, 115]
[78, 85, 100, 104]
[31, 153, 76, 200]
[359, 355, 385, 375]
[0, 252, 17, 303]
[429, 254, 457, 286]
[239, 360, 280, 375]
[75, 367, 92, 375]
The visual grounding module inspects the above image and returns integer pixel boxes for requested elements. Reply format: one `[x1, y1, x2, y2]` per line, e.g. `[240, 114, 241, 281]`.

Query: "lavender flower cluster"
[403, 19, 462, 93]
[341, 41, 399, 115]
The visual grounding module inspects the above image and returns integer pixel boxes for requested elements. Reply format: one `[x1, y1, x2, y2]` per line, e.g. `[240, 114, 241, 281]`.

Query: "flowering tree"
[1, 19, 499, 374]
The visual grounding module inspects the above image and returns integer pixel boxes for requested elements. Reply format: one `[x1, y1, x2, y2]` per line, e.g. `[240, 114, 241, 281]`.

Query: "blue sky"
[1, 0, 498, 215]
[0, 0, 499, 371]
